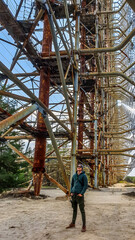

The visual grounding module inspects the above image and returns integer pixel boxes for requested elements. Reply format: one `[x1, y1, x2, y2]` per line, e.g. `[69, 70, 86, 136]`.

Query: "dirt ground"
[0, 184, 135, 240]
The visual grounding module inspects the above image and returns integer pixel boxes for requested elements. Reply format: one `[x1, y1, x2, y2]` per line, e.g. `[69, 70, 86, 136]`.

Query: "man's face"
[77, 165, 83, 174]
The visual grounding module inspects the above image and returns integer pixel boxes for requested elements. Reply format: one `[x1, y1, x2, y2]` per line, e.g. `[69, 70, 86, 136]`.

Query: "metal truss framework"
[0, 0, 135, 195]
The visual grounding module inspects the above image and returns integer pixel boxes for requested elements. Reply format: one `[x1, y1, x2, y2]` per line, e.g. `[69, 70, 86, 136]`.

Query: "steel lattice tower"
[0, 0, 135, 195]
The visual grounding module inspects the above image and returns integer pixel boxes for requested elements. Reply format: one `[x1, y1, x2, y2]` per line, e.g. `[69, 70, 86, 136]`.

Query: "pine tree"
[0, 93, 30, 193]
[0, 141, 29, 192]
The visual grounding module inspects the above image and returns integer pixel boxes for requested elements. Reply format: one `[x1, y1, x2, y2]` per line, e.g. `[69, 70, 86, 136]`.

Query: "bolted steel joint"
[36, 104, 47, 119]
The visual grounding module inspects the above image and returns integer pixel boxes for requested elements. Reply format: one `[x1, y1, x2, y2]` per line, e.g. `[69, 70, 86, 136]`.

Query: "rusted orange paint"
[33, 11, 52, 195]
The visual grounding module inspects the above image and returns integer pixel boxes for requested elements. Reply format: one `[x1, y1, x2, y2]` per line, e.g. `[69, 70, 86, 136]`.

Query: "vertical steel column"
[106, 92, 109, 185]
[78, 91, 84, 151]
[94, 0, 99, 188]
[97, 80, 102, 186]
[104, 92, 108, 186]
[101, 83, 106, 186]
[101, 1, 106, 186]
[71, 0, 80, 179]
[94, 85, 98, 188]
[78, 0, 86, 154]
[106, 0, 112, 186]
[33, 11, 52, 196]
[90, 92, 95, 187]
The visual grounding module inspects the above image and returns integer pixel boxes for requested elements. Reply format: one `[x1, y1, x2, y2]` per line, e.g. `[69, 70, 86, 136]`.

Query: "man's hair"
[77, 164, 83, 169]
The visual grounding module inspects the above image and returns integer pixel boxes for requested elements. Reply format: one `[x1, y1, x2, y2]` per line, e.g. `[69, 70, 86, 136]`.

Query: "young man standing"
[66, 164, 88, 232]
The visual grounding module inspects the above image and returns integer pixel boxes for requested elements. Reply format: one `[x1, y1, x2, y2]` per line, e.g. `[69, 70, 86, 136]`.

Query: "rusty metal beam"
[1, 127, 14, 138]
[6, 140, 68, 194]
[123, 61, 135, 73]
[45, 2, 73, 125]
[0, 104, 37, 132]
[6, 142, 33, 166]
[15, 0, 24, 19]
[102, 85, 135, 99]
[63, 0, 73, 50]
[7, 8, 44, 78]
[81, 71, 135, 87]
[97, 1, 126, 14]
[104, 127, 135, 134]
[33, 11, 52, 196]
[79, 28, 135, 54]
[71, 1, 80, 177]
[0, 90, 31, 102]
[44, 172, 68, 195]
[46, 139, 69, 158]
[14, 72, 39, 77]
[78, 1, 86, 154]
[0, 0, 41, 70]
[98, 147, 135, 153]
[46, 0, 70, 57]
[109, 165, 129, 168]
[4, 135, 33, 140]
[41, 110, 70, 191]
[0, 61, 72, 135]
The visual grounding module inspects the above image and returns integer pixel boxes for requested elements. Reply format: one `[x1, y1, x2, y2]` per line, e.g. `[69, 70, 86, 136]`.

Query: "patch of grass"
[118, 180, 127, 184]
[41, 186, 57, 189]
[124, 184, 135, 187]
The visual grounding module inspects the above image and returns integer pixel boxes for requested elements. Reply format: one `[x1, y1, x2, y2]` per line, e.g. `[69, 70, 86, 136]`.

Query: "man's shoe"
[66, 223, 75, 229]
[81, 226, 86, 232]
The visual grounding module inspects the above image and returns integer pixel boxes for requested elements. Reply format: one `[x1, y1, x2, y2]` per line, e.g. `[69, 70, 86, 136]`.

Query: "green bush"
[125, 176, 135, 184]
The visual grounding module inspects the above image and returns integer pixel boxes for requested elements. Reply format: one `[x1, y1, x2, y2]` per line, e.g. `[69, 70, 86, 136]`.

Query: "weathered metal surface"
[0, 0, 25, 41]
[36, 1, 74, 19]
[78, 90, 84, 152]
[7, 142, 33, 166]
[0, 0, 134, 193]
[81, 71, 135, 87]
[90, 92, 95, 187]
[0, 104, 37, 132]
[0, 0, 41, 69]
[44, 172, 68, 194]
[78, 6, 86, 154]
[33, 11, 52, 196]
[42, 113, 70, 191]
[0, 90, 31, 103]
[0, 61, 72, 135]
[33, 68, 50, 174]
[79, 28, 135, 54]
[45, 2, 73, 125]
[71, 2, 80, 178]
[0, 106, 70, 138]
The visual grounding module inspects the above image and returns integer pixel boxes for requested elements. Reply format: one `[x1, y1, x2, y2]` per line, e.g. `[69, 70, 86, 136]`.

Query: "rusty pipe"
[79, 28, 135, 54]
[97, 1, 126, 14]
[81, 71, 135, 87]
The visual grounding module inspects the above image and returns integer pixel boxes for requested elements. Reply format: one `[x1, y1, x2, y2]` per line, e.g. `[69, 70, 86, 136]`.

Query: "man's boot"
[81, 226, 86, 232]
[66, 223, 75, 229]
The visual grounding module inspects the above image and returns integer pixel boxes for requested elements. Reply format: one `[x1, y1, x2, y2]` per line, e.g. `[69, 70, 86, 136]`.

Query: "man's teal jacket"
[70, 171, 88, 195]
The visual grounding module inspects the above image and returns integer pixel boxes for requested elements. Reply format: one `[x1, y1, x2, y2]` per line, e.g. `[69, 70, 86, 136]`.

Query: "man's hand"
[77, 194, 82, 197]
[71, 193, 74, 196]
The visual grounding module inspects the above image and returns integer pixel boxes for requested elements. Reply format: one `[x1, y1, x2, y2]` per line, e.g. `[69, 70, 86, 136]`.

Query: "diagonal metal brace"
[41, 1, 73, 126]
[37, 104, 70, 191]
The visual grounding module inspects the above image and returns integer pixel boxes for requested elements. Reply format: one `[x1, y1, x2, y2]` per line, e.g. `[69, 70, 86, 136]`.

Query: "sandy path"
[0, 188, 135, 240]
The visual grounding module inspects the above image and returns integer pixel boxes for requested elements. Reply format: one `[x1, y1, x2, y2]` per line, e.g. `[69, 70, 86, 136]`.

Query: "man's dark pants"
[71, 194, 86, 227]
